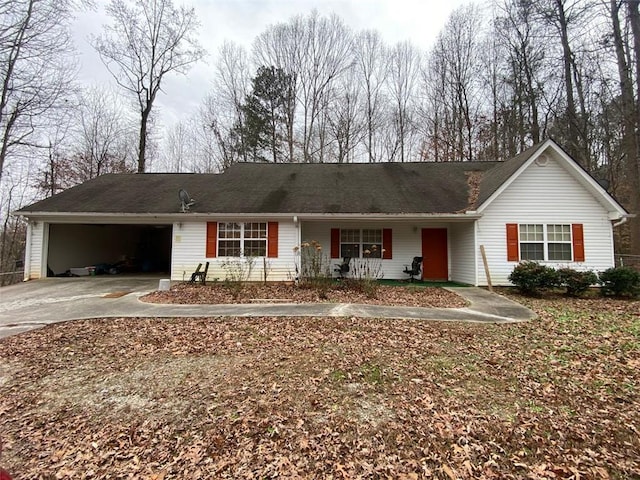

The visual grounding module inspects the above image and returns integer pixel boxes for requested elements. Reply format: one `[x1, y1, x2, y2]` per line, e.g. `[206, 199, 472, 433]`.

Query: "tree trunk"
[138, 107, 151, 173]
[626, 0, 640, 254]
[367, 97, 375, 163]
[611, 0, 635, 165]
[555, 0, 581, 165]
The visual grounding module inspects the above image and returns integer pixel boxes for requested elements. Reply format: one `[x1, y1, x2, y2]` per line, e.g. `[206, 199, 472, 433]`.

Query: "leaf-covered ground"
[143, 282, 467, 308]
[0, 294, 639, 479]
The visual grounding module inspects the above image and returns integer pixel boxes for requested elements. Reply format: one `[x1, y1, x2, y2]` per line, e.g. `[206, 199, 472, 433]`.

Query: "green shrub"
[598, 266, 640, 298]
[557, 267, 598, 297]
[508, 261, 560, 296]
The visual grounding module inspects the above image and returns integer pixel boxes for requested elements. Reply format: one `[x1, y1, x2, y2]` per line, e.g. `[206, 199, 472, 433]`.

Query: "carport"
[46, 223, 172, 277]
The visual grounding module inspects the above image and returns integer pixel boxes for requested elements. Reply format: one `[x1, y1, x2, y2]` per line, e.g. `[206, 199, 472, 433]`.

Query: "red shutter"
[330, 228, 340, 258]
[572, 224, 585, 262]
[382, 228, 392, 259]
[206, 222, 217, 258]
[506, 223, 519, 261]
[267, 222, 279, 258]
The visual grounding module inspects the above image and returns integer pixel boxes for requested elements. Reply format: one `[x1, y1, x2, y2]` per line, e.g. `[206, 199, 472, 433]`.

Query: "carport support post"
[480, 245, 493, 292]
[23, 221, 32, 281]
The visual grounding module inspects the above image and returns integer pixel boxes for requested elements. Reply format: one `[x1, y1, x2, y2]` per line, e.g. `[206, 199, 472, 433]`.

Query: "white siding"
[449, 222, 477, 285]
[301, 222, 453, 280]
[171, 222, 205, 281]
[171, 220, 299, 282]
[478, 156, 616, 285]
[27, 221, 45, 279]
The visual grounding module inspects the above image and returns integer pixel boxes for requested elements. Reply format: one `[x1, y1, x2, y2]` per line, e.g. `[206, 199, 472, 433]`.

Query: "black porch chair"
[189, 261, 209, 285]
[334, 257, 351, 278]
[403, 257, 423, 282]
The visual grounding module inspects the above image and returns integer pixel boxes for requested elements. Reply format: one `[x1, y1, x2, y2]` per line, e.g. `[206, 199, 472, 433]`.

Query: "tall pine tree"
[236, 66, 294, 162]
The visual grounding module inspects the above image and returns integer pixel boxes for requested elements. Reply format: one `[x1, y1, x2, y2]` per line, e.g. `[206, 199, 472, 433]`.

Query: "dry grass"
[0, 293, 638, 479]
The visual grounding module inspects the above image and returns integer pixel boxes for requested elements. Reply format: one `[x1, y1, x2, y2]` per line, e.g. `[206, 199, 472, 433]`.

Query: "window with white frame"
[519, 224, 572, 261]
[218, 222, 267, 257]
[546, 224, 572, 260]
[340, 228, 382, 258]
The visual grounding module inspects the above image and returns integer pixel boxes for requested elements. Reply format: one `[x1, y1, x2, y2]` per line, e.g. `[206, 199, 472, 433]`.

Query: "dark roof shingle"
[19, 162, 504, 215]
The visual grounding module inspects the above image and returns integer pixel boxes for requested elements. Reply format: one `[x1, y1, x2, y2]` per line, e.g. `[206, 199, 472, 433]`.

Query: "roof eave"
[16, 211, 483, 222]
[296, 213, 481, 220]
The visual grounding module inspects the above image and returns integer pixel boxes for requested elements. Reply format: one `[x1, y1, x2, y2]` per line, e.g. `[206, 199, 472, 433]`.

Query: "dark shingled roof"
[19, 140, 626, 218]
[21, 151, 561, 215]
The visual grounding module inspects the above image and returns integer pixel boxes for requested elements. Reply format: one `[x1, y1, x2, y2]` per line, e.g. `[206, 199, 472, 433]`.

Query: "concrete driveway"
[0, 277, 161, 337]
[0, 277, 536, 339]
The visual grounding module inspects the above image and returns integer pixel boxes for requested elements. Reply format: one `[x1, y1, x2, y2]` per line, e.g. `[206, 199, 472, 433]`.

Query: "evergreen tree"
[236, 66, 293, 162]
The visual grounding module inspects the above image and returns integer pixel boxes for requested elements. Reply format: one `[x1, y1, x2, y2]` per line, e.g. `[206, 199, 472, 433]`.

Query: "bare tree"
[0, 0, 77, 184]
[198, 93, 241, 171]
[0, 169, 32, 285]
[254, 11, 353, 163]
[163, 103, 224, 173]
[92, 0, 205, 173]
[297, 12, 353, 162]
[493, 0, 548, 156]
[38, 127, 71, 198]
[621, 0, 640, 254]
[533, 0, 595, 168]
[422, 42, 449, 161]
[192, 120, 220, 173]
[326, 66, 364, 163]
[161, 120, 191, 172]
[388, 41, 420, 162]
[253, 18, 302, 162]
[0, 0, 76, 286]
[354, 30, 389, 163]
[37, 86, 135, 192]
[74, 85, 133, 179]
[424, 5, 483, 162]
[193, 42, 253, 170]
[214, 41, 251, 163]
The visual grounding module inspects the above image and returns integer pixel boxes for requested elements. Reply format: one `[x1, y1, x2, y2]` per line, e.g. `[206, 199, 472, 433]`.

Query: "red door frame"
[421, 228, 448, 281]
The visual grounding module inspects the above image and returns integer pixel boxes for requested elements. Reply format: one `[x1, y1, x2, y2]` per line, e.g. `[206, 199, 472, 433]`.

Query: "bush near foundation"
[508, 261, 560, 296]
[557, 268, 598, 297]
[598, 266, 640, 298]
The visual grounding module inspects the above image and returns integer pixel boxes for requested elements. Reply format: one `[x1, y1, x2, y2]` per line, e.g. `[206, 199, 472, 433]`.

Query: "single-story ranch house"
[16, 139, 631, 286]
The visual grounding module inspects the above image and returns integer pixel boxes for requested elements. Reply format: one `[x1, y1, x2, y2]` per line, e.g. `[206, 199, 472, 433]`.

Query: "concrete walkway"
[0, 278, 536, 339]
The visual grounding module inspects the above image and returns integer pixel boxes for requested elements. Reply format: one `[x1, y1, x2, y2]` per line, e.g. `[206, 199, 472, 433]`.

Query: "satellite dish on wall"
[178, 188, 195, 212]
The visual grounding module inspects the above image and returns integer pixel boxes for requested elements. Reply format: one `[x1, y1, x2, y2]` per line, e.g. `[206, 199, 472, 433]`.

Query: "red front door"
[421, 228, 448, 281]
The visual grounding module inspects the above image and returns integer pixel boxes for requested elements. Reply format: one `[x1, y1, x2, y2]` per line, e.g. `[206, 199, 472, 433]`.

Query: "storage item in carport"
[93, 263, 116, 275]
[69, 267, 92, 276]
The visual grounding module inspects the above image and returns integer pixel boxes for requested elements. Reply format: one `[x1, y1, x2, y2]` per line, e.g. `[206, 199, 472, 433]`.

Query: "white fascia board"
[18, 211, 483, 223]
[17, 212, 185, 224]
[15, 212, 300, 223]
[609, 212, 636, 220]
[295, 213, 482, 221]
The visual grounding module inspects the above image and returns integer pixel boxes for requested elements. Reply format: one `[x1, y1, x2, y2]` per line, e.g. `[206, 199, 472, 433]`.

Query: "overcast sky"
[72, 0, 473, 129]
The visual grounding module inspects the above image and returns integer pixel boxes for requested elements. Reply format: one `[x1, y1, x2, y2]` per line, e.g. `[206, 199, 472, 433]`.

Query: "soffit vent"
[534, 154, 549, 167]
